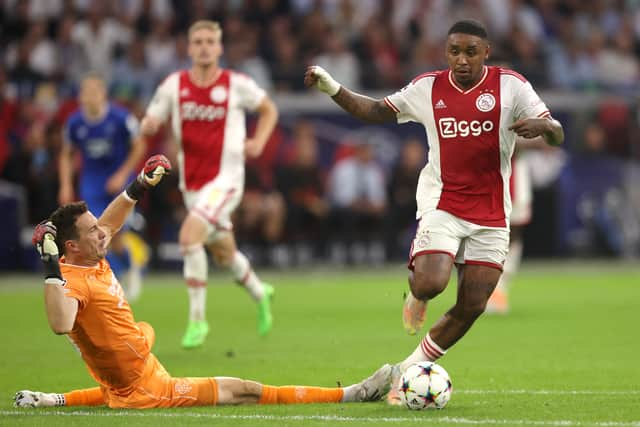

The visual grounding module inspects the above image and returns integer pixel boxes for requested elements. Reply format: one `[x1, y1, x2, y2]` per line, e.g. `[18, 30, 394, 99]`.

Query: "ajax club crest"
[475, 93, 495, 112]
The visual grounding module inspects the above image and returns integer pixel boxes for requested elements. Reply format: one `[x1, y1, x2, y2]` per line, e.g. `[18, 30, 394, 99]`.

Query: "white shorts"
[510, 155, 532, 226]
[182, 181, 243, 243]
[409, 209, 509, 271]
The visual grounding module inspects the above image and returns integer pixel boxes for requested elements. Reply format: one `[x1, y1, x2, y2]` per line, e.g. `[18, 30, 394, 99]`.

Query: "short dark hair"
[448, 20, 488, 39]
[49, 202, 88, 255]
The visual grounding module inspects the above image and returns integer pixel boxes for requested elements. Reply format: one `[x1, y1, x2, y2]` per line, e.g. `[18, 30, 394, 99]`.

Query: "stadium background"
[1, 2, 639, 426]
[1, 0, 639, 270]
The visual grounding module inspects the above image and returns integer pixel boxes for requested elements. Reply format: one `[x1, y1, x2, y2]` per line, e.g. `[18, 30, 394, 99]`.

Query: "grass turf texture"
[0, 262, 638, 427]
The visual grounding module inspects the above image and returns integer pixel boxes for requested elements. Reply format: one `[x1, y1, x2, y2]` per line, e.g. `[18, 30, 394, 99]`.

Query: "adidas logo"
[435, 99, 447, 109]
[180, 88, 190, 97]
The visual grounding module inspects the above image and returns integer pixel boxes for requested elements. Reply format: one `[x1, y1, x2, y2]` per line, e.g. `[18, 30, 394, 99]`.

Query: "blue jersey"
[64, 104, 139, 214]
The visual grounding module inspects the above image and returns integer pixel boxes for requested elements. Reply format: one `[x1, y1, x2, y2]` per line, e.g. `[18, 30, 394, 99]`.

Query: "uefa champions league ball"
[398, 361, 453, 410]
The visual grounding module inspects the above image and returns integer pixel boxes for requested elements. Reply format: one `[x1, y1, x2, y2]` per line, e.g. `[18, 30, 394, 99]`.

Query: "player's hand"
[140, 154, 171, 187]
[140, 116, 162, 136]
[304, 65, 341, 96]
[509, 118, 552, 139]
[244, 137, 265, 158]
[32, 220, 59, 263]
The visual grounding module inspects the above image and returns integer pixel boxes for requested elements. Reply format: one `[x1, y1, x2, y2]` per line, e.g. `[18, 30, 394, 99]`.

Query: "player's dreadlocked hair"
[50, 202, 88, 255]
[448, 20, 488, 39]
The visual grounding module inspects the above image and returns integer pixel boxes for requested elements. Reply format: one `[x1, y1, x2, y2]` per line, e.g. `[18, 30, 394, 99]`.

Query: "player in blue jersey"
[58, 73, 147, 300]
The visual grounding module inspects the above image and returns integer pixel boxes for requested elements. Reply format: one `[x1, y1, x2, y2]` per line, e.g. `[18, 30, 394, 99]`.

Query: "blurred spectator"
[271, 37, 306, 92]
[503, 26, 548, 87]
[71, 3, 132, 80]
[312, 31, 360, 91]
[112, 37, 156, 104]
[386, 137, 425, 259]
[327, 139, 387, 263]
[145, 18, 176, 73]
[0, 67, 18, 175]
[275, 120, 329, 243]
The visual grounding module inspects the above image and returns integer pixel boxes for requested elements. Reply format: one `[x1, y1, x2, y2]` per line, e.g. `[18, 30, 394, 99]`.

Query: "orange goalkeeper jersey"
[60, 258, 151, 394]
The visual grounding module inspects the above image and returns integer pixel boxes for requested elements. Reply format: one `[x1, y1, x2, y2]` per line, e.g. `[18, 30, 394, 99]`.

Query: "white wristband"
[313, 66, 341, 97]
[44, 277, 66, 286]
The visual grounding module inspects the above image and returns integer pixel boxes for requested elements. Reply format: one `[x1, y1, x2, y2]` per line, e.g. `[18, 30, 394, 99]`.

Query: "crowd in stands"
[1, 0, 640, 266]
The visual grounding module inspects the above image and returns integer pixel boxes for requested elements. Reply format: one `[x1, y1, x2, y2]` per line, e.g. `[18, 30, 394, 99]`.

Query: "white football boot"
[14, 390, 64, 408]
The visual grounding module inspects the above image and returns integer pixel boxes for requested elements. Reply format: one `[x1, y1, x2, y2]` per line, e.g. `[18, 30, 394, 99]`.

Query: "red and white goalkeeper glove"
[125, 154, 172, 201]
[32, 220, 64, 285]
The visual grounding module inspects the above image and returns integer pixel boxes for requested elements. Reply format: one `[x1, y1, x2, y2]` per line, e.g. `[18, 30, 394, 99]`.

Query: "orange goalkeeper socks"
[64, 387, 105, 406]
[258, 385, 344, 404]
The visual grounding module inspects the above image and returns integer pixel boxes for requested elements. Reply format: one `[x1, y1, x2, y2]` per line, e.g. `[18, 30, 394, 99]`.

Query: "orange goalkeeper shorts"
[105, 354, 218, 408]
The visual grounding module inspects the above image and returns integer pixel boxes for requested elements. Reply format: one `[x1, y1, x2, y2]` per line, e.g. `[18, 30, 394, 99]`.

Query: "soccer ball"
[398, 361, 453, 410]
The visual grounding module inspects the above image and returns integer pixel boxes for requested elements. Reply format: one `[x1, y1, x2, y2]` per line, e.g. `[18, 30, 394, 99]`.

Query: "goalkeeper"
[15, 154, 390, 409]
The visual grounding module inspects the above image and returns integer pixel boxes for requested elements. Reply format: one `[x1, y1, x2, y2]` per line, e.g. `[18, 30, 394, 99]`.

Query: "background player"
[139, 20, 278, 348]
[59, 73, 147, 301]
[16, 154, 391, 409]
[486, 138, 543, 314]
[305, 20, 564, 404]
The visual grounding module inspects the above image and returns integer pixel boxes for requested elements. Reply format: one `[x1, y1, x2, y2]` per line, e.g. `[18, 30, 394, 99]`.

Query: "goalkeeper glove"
[32, 220, 64, 285]
[125, 154, 172, 201]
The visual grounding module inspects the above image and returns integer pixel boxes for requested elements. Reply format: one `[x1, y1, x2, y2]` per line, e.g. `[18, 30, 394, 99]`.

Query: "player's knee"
[212, 251, 233, 268]
[410, 269, 448, 300]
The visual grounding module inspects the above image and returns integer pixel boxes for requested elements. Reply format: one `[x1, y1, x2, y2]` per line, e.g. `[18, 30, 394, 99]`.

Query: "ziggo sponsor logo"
[438, 118, 494, 138]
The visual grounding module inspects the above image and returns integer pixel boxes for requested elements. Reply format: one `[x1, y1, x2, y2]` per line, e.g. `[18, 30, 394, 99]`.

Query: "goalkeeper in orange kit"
[15, 154, 391, 409]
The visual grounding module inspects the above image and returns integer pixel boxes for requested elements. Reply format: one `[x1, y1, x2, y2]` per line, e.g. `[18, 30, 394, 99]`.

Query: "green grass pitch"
[1, 262, 639, 426]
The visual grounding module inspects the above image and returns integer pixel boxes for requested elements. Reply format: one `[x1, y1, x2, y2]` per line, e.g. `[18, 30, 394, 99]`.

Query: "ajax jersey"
[384, 66, 550, 228]
[146, 69, 266, 192]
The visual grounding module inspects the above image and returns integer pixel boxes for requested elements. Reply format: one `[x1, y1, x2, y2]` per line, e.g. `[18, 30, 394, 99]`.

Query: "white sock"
[183, 244, 208, 322]
[341, 384, 358, 402]
[496, 239, 523, 292]
[126, 267, 143, 302]
[230, 251, 264, 302]
[399, 333, 447, 372]
[187, 286, 207, 322]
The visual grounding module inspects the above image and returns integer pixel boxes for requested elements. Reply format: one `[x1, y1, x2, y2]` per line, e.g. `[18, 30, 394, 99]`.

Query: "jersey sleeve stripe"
[500, 69, 528, 83]
[411, 71, 439, 85]
[537, 110, 551, 118]
[384, 97, 400, 113]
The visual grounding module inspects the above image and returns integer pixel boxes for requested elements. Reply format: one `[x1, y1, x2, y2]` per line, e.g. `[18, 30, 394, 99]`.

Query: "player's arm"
[58, 131, 75, 205]
[98, 155, 172, 237]
[509, 117, 564, 147]
[140, 76, 174, 137]
[304, 66, 396, 124]
[32, 221, 78, 334]
[105, 116, 148, 195]
[245, 95, 279, 158]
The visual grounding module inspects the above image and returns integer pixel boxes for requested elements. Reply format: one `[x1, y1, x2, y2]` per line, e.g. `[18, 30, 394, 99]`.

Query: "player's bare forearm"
[253, 97, 279, 150]
[118, 136, 148, 176]
[98, 193, 136, 237]
[331, 87, 396, 124]
[541, 118, 564, 146]
[44, 283, 78, 334]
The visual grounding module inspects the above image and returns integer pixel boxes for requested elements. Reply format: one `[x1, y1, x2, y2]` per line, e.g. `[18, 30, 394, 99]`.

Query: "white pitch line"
[458, 390, 640, 395]
[2, 411, 640, 427]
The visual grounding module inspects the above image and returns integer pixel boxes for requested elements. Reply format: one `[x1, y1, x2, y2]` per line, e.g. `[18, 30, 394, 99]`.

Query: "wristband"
[125, 177, 148, 201]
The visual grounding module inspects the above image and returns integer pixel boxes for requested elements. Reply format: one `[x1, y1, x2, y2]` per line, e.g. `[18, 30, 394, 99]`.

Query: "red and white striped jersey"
[384, 66, 550, 228]
[146, 69, 266, 191]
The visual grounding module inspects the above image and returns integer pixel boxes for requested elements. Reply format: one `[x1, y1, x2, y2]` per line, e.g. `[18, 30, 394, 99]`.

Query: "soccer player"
[139, 20, 278, 348]
[305, 20, 564, 404]
[59, 73, 147, 301]
[16, 155, 391, 409]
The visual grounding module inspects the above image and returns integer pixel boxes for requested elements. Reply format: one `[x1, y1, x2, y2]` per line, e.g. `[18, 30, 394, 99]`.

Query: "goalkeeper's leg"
[15, 387, 105, 407]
